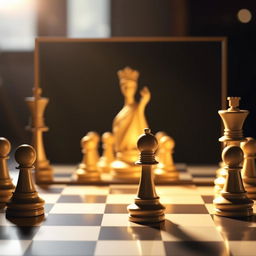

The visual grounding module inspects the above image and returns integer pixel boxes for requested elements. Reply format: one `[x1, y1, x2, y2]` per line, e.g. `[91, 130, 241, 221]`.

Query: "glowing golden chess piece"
[76, 133, 101, 182]
[241, 137, 256, 199]
[154, 135, 179, 181]
[98, 132, 115, 173]
[0, 138, 15, 207]
[213, 145, 253, 217]
[127, 128, 165, 224]
[26, 87, 53, 183]
[112, 67, 151, 180]
[214, 97, 248, 195]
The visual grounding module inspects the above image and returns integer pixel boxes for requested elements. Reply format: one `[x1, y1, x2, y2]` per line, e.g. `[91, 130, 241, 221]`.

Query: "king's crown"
[117, 66, 139, 81]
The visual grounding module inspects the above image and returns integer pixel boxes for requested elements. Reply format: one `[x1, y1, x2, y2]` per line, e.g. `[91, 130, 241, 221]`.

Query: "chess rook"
[0, 138, 15, 206]
[6, 144, 45, 218]
[213, 145, 253, 217]
[241, 138, 256, 199]
[76, 132, 101, 182]
[127, 128, 165, 224]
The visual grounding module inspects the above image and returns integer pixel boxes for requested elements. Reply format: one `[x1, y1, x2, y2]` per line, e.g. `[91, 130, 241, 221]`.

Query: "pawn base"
[111, 160, 141, 180]
[213, 192, 253, 217]
[76, 169, 101, 182]
[127, 197, 165, 224]
[6, 194, 45, 218]
[154, 168, 179, 182]
[35, 168, 53, 183]
[0, 182, 15, 205]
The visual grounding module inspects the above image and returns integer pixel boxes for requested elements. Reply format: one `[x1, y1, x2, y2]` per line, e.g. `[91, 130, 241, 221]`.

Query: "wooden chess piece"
[112, 67, 150, 180]
[241, 137, 256, 199]
[87, 131, 100, 162]
[127, 128, 165, 223]
[76, 133, 101, 182]
[213, 145, 253, 217]
[154, 135, 179, 181]
[214, 97, 248, 195]
[98, 132, 115, 173]
[6, 144, 45, 218]
[26, 87, 53, 183]
[0, 138, 15, 207]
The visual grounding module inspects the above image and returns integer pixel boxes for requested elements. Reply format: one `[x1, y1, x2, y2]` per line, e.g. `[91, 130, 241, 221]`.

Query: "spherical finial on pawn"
[15, 144, 36, 167]
[0, 137, 11, 157]
[222, 145, 244, 168]
[161, 136, 175, 150]
[137, 128, 158, 152]
[102, 132, 114, 144]
[241, 137, 256, 156]
[87, 131, 100, 143]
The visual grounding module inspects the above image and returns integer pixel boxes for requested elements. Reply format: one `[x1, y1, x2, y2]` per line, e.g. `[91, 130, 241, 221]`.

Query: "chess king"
[112, 67, 151, 179]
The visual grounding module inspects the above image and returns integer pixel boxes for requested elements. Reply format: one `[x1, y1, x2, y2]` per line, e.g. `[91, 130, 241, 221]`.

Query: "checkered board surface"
[1, 183, 256, 256]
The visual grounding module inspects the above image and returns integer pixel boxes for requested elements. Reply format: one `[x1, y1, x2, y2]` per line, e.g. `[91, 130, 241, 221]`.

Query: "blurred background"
[0, 0, 255, 163]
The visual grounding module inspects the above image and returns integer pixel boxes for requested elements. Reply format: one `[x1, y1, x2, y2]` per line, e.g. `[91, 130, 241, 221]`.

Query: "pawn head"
[222, 145, 243, 168]
[0, 137, 11, 157]
[102, 132, 114, 144]
[137, 128, 158, 152]
[160, 136, 175, 150]
[241, 137, 256, 156]
[15, 144, 36, 167]
[155, 131, 167, 143]
[87, 131, 100, 143]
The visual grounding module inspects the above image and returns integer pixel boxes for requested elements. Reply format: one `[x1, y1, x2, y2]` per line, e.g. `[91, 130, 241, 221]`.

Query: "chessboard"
[1, 180, 256, 255]
[35, 164, 216, 185]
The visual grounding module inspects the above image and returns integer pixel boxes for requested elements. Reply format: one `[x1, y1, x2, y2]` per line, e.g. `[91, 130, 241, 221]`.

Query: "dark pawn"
[0, 137, 15, 207]
[127, 128, 165, 224]
[6, 144, 45, 218]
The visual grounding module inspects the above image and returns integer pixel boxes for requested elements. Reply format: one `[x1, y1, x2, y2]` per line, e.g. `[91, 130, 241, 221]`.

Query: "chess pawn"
[0, 138, 15, 206]
[241, 137, 256, 199]
[213, 145, 253, 217]
[154, 136, 179, 181]
[87, 131, 100, 162]
[98, 132, 115, 173]
[127, 128, 165, 223]
[76, 134, 101, 182]
[6, 144, 45, 218]
[155, 131, 167, 162]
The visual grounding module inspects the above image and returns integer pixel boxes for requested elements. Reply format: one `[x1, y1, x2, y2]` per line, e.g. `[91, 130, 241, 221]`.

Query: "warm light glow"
[0, 0, 24, 11]
[237, 9, 252, 23]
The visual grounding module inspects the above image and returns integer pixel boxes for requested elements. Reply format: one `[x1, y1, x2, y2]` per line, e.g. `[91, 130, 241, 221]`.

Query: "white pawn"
[155, 135, 179, 181]
[241, 137, 256, 199]
[76, 133, 101, 182]
[98, 132, 115, 173]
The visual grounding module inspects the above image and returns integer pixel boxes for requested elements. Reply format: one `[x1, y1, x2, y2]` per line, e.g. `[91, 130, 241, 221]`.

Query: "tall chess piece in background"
[112, 67, 151, 180]
[26, 87, 53, 183]
[127, 128, 165, 223]
[0, 138, 15, 207]
[241, 137, 256, 199]
[213, 145, 253, 217]
[214, 97, 248, 195]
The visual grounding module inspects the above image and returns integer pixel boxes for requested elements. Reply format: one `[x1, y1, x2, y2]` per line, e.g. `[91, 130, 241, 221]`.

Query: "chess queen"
[111, 67, 151, 179]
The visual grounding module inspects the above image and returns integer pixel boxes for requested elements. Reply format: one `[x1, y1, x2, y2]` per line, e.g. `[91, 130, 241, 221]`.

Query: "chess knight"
[111, 67, 151, 179]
